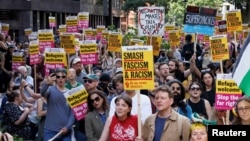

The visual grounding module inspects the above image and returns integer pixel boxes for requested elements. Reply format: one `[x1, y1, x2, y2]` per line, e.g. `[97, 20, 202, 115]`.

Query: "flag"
[232, 34, 250, 97]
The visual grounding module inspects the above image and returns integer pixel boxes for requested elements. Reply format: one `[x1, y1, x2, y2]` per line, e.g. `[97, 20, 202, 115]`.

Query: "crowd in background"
[0, 29, 249, 141]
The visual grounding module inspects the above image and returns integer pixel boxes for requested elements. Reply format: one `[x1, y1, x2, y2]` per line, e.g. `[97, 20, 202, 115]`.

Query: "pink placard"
[215, 93, 242, 110]
[45, 63, 64, 76]
[30, 54, 40, 65]
[80, 53, 98, 65]
[72, 102, 88, 120]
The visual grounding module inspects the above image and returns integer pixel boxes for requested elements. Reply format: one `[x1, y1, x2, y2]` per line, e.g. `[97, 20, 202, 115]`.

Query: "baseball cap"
[72, 58, 81, 64]
[115, 58, 122, 64]
[115, 67, 123, 74]
[83, 74, 99, 81]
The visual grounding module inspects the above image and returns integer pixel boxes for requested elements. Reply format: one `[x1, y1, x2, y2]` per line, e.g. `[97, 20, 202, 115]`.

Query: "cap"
[83, 74, 99, 81]
[72, 58, 81, 64]
[115, 58, 122, 64]
[99, 73, 111, 82]
[115, 67, 123, 74]
[9, 44, 16, 48]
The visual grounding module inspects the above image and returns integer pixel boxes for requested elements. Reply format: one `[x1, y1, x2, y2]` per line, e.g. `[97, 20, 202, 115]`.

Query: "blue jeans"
[74, 131, 87, 141]
[44, 128, 72, 141]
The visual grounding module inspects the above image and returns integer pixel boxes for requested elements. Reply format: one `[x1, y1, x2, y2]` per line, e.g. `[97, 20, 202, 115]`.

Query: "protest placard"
[49, 16, 56, 28]
[122, 46, 154, 90]
[183, 6, 217, 35]
[138, 7, 165, 36]
[210, 35, 229, 61]
[29, 40, 40, 65]
[146, 36, 161, 56]
[164, 24, 175, 40]
[215, 74, 242, 110]
[80, 40, 98, 64]
[12, 52, 24, 71]
[44, 48, 67, 76]
[66, 16, 78, 33]
[64, 85, 88, 120]
[24, 28, 32, 36]
[59, 25, 66, 33]
[78, 12, 89, 29]
[1, 23, 9, 36]
[108, 32, 122, 52]
[60, 33, 75, 54]
[168, 30, 180, 47]
[38, 29, 54, 53]
[226, 10, 242, 32]
[96, 25, 106, 41]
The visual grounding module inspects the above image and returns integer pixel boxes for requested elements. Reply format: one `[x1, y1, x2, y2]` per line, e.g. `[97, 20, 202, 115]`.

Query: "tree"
[122, 0, 155, 12]
[227, 0, 250, 23]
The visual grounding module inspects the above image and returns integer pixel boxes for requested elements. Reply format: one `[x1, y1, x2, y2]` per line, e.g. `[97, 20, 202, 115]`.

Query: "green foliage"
[161, 41, 170, 51]
[107, 24, 117, 32]
[95, 0, 103, 5]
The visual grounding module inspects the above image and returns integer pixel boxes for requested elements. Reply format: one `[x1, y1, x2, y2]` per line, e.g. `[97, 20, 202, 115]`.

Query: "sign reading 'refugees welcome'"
[138, 7, 165, 36]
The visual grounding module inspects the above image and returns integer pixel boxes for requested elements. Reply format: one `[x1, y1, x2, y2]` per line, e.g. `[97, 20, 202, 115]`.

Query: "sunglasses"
[90, 96, 100, 103]
[190, 87, 200, 91]
[172, 87, 180, 91]
[56, 75, 66, 79]
[84, 79, 94, 84]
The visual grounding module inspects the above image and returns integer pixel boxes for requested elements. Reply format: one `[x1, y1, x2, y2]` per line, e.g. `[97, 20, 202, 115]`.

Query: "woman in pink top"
[99, 95, 139, 141]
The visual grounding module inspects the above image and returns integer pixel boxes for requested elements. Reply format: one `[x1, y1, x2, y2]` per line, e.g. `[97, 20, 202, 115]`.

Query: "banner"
[138, 7, 165, 36]
[122, 46, 154, 90]
[183, 6, 217, 36]
[64, 85, 88, 120]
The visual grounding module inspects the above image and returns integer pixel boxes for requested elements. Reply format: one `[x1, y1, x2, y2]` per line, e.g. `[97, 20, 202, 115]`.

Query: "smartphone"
[49, 69, 56, 77]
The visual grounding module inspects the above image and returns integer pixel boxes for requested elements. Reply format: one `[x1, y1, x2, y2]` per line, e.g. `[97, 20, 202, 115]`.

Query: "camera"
[108, 83, 116, 90]
[49, 69, 56, 77]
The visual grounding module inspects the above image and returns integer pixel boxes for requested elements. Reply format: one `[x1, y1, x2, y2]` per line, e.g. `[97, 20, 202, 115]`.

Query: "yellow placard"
[216, 79, 242, 94]
[85, 29, 94, 36]
[164, 25, 175, 31]
[49, 17, 56, 23]
[108, 33, 122, 52]
[122, 46, 154, 90]
[66, 19, 78, 26]
[146, 36, 161, 56]
[12, 55, 23, 62]
[45, 52, 67, 66]
[25, 28, 32, 36]
[60, 34, 75, 54]
[80, 44, 97, 54]
[59, 25, 66, 33]
[29, 44, 39, 55]
[38, 33, 53, 41]
[129, 39, 144, 46]
[66, 89, 88, 108]
[226, 10, 243, 32]
[168, 30, 180, 47]
[210, 35, 229, 61]
[78, 14, 89, 20]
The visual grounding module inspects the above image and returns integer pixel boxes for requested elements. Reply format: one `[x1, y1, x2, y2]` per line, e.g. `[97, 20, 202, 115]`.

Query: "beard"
[172, 94, 182, 107]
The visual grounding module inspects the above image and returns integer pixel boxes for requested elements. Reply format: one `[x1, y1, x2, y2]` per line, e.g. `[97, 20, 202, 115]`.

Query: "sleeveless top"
[187, 98, 208, 119]
[109, 115, 138, 141]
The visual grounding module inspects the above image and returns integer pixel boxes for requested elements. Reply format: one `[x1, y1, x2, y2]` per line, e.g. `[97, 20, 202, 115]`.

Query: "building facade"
[0, 0, 124, 43]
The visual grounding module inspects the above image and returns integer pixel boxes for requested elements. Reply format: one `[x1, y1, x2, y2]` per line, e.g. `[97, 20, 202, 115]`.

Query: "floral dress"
[3, 102, 32, 140]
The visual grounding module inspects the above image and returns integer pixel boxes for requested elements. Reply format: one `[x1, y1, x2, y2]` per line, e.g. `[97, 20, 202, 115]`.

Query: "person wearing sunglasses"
[187, 82, 212, 120]
[83, 74, 99, 93]
[168, 79, 193, 121]
[41, 68, 75, 141]
[85, 90, 109, 141]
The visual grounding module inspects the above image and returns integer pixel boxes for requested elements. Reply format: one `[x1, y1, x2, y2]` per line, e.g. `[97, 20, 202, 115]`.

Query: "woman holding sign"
[99, 95, 140, 141]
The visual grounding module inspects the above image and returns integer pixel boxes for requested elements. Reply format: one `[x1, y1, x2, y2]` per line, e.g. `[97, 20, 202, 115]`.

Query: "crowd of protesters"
[0, 28, 249, 141]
